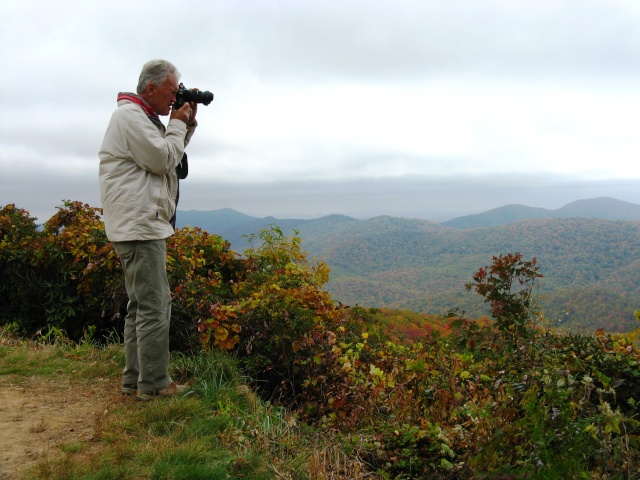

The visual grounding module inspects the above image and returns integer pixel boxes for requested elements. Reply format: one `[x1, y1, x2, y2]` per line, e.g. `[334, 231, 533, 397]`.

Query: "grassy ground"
[0, 334, 376, 480]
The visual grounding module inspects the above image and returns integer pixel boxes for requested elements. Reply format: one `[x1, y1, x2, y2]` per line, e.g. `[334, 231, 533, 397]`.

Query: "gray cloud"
[2, 0, 640, 224]
[202, 0, 640, 81]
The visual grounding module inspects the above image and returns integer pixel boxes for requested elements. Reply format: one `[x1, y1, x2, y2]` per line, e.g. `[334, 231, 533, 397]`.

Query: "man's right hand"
[170, 103, 193, 124]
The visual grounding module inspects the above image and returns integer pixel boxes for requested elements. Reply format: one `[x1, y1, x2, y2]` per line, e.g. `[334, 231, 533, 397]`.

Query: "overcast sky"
[2, 0, 640, 222]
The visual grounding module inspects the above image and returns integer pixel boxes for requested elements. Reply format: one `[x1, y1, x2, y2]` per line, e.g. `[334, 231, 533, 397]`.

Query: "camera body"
[174, 83, 214, 110]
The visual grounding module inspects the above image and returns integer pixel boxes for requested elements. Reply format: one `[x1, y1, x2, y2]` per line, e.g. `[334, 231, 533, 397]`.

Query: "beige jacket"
[98, 98, 196, 242]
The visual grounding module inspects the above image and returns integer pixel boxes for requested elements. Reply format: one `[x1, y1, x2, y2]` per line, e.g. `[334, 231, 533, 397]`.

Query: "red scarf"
[117, 92, 158, 119]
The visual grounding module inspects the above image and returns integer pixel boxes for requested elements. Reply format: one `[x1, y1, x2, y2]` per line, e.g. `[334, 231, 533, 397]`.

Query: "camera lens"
[175, 84, 214, 109]
[193, 90, 214, 105]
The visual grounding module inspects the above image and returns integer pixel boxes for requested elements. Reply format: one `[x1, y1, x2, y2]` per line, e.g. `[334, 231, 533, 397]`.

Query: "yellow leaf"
[214, 327, 228, 341]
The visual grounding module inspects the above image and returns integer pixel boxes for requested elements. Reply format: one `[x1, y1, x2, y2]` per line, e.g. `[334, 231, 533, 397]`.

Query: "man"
[99, 59, 197, 401]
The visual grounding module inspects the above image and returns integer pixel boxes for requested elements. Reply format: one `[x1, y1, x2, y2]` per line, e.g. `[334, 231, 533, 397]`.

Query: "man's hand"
[187, 101, 198, 126]
[185, 87, 199, 126]
[170, 103, 192, 124]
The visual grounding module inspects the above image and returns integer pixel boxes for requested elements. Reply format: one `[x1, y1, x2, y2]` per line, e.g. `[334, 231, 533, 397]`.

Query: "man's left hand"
[188, 101, 198, 126]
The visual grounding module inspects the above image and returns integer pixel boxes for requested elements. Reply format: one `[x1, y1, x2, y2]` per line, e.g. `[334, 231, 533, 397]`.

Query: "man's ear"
[146, 83, 157, 95]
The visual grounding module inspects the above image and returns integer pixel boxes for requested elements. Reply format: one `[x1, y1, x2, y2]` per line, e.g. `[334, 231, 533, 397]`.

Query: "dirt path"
[0, 375, 121, 479]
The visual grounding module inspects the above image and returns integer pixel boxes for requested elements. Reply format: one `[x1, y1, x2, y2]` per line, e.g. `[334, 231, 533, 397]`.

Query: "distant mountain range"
[176, 197, 640, 332]
[440, 197, 640, 229]
[177, 197, 640, 248]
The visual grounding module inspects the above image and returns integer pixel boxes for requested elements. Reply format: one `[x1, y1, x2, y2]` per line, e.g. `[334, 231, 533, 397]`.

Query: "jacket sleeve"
[124, 107, 188, 175]
[184, 123, 197, 148]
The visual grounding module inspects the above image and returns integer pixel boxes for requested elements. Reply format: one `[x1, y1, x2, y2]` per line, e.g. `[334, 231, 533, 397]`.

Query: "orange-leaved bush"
[199, 225, 374, 402]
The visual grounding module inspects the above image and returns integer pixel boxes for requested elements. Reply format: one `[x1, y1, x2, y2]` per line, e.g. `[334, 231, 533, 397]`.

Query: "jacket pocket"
[154, 173, 175, 222]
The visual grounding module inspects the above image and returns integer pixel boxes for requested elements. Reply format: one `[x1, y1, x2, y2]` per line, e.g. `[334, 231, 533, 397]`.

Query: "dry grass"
[0, 337, 382, 480]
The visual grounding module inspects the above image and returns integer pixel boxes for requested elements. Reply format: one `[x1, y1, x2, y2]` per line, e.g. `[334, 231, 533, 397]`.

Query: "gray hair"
[136, 59, 180, 94]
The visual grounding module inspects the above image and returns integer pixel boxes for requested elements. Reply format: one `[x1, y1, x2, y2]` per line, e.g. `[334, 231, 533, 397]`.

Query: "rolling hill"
[441, 197, 640, 229]
[299, 216, 640, 333]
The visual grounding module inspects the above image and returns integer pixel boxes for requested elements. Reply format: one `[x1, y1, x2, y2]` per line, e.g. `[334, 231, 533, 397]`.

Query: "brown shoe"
[121, 383, 138, 395]
[137, 382, 187, 402]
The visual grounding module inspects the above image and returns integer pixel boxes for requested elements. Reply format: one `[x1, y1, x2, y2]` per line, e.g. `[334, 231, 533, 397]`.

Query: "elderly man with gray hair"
[99, 59, 198, 401]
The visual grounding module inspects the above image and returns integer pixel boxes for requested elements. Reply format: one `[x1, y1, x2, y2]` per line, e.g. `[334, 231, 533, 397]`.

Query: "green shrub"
[0, 204, 44, 331]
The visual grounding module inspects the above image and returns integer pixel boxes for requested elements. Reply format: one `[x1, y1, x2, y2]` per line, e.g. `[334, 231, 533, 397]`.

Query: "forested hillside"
[295, 216, 640, 333]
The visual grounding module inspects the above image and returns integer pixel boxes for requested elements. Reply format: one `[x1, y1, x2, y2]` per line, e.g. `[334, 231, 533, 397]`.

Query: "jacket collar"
[117, 92, 158, 119]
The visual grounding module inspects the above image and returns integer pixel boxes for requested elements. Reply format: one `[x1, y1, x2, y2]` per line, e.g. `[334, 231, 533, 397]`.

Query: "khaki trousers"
[114, 239, 173, 394]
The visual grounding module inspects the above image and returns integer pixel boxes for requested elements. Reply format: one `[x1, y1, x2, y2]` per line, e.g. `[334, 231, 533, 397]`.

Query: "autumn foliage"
[466, 252, 542, 337]
[2, 201, 640, 478]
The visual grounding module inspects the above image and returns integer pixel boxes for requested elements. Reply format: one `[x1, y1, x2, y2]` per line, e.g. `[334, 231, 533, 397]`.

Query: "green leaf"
[440, 458, 454, 470]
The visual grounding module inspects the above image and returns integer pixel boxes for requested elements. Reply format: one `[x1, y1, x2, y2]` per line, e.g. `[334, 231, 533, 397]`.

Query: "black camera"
[174, 83, 214, 110]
